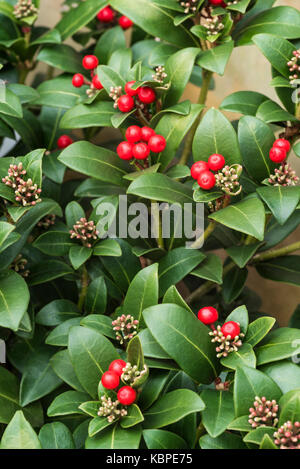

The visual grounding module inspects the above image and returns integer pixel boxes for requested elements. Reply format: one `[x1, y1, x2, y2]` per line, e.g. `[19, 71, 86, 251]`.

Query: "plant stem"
[77, 265, 89, 311]
[252, 240, 300, 264]
[179, 69, 213, 166]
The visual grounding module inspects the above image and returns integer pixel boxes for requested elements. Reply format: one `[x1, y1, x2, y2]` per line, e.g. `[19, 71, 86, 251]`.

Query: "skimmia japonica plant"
[0, 0, 300, 451]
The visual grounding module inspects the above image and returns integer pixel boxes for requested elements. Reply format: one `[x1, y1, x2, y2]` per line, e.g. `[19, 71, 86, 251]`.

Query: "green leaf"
[238, 116, 275, 182]
[33, 231, 73, 256]
[209, 198, 266, 241]
[226, 305, 249, 333]
[227, 415, 252, 432]
[50, 349, 86, 392]
[200, 432, 246, 449]
[60, 101, 115, 129]
[278, 389, 300, 425]
[156, 103, 204, 170]
[85, 423, 142, 449]
[143, 389, 205, 428]
[193, 108, 242, 165]
[68, 326, 119, 398]
[162, 285, 192, 312]
[245, 317, 276, 347]
[138, 328, 171, 360]
[46, 318, 81, 347]
[260, 361, 300, 394]
[0, 411, 41, 449]
[8, 84, 39, 105]
[58, 141, 128, 187]
[109, 0, 196, 48]
[226, 242, 262, 268]
[39, 422, 75, 449]
[255, 327, 300, 366]
[260, 434, 278, 449]
[158, 248, 205, 296]
[55, 0, 108, 40]
[127, 173, 193, 204]
[243, 426, 275, 445]
[93, 239, 122, 257]
[108, 48, 132, 76]
[34, 76, 87, 109]
[256, 99, 298, 123]
[143, 304, 220, 384]
[234, 6, 300, 45]
[197, 40, 234, 76]
[143, 429, 187, 449]
[0, 88, 22, 118]
[164, 48, 199, 106]
[257, 186, 300, 225]
[201, 390, 235, 438]
[0, 221, 15, 248]
[191, 253, 223, 284]
[69, 245, 92, 270]
[43, 150, 66, 184]
[253, 34, 295, 78]
[28, 260, 74, 286]
[97, 65, 125, 94]
[84, 277, 107, 315]
[234, 365, 282, 417]
[37, 44, 82, 74]
[95, 26, 126, 64]
[124, 264, 158, 324]
[36, 299, 80, 326]
[120, 404, 144, 429]
[220, 91, 269, 116]
[0, 271, 29, 331]
[47, 390, 90, 417]
[221, 343, 256, 371]
[78, 401, 100, 418]
[222, 265, 248, 304]
[80, 315, 114, 340]
[256, 255, 300, 287]
[88, 417, 113, 437]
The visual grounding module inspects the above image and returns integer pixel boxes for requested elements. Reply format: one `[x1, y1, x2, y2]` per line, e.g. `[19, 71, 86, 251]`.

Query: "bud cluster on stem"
[248, 396, 279, 429]
[69, 218, 99, 248]
[112, 315, 139, 345]
[2, 163, 42, 207]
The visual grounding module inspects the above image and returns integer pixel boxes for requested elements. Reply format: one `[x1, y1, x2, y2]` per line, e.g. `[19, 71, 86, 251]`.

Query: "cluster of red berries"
[269, 138, 291, 164]
[191, 154, 226, 190]
[117, 126, 166, 161]
[72, 55, 103, 92]
[57, 135, 73, 150]
[114, 81, 157, 114]
[97, 6, 133, 30]
[197, 306, 241, 338]
[101, 359, 137, 406]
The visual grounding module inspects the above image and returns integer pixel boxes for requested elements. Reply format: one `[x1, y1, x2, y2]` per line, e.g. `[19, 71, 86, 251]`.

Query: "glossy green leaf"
[256, 255, 300, 287]
[85, 423, 142, 449]
[221, 343, 256, 371]
[37, 44, 82, 74]
[143, 429, 187, 449]
[46, 318, 82, 347]
[201, 390, 235, 438]
[220, 91, 269, 116]
[257, 186, 300, 225]
[120, 404, 144, 429]
[200, 432, 246, 449]
[245, 317, 276, 347]
[50, 350, 86, 392]
[34, 76, 87, 109]
[0, 271, 29, 331]
[95, 26, 126, 64]
[0, 411, 41, 449]
[255, 327, 300, 366]
[39, 422, 75, 449]
[260, 361, 300, 394]
[197, 40, 234, 76]
[33, 231, 73, 256]
[47, 390, 90, 417]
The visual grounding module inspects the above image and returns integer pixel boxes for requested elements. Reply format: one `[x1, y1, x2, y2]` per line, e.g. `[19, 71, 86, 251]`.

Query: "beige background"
[37, 0, 300, 324]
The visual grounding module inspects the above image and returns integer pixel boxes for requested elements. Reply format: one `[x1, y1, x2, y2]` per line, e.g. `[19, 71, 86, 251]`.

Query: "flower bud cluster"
[37, 214, 56, 230]
[2, 163, 42, 206]
[109, 86, 123, 109]
[287, 50, 300, 84]
[152, 66, 168, 84]
[69, 218, 99, 248]
[268, 162, 299, 187]
[11, 254, 30, 278]
[178, 0, 198, 14]
[112, 315, 139, 345]
[121, 362, 148, 386]
[97, 395, 127, 423]
[209, 325, 244, 358]
[215, 164, 243, 196]
[273, 421, 300, 449]
[248, 396, 279, 429]
[13, 0, 38, 19]
[203, 13, 224, 36]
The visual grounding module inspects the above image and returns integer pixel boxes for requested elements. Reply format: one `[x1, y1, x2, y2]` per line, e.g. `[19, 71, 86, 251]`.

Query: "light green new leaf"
[0, 411, 41, 449]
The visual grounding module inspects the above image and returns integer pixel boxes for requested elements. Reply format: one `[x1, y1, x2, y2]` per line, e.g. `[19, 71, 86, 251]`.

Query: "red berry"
[208, 154, 225, 171]
[191, 161, 209, 180]
[101, 371, 120, 389]
[273, 138, 291, 153]
[198, 170, 216, 190]
[141, 126, 155, 142]
[109, 359, 127, 377]
[97, 6, 115, 23]
[118, 16, 133, 30]
[221, 321, 240, 339]
[125, 125, 142, 143]
[82, 55, 99, 70]
[148, 135, 166, 153]
[117, 386, 137, 405]
[125, 81, 139, 97]
[198, 307, 218, 325]
[138, 86, 156, 104]
[118, 95, 135, 113]
[92, 74, 103, 90]
[132, 142, 150, 160]
[269, 146, 287, 163]
[117, 141, 133, 160]
[72, 73, 84, 88]
[57, 135, 73, 149]
[209, 0, 226, 6]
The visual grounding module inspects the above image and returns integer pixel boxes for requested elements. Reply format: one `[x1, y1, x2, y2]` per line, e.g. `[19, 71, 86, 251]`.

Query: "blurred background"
[35, 0, 300, 324]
